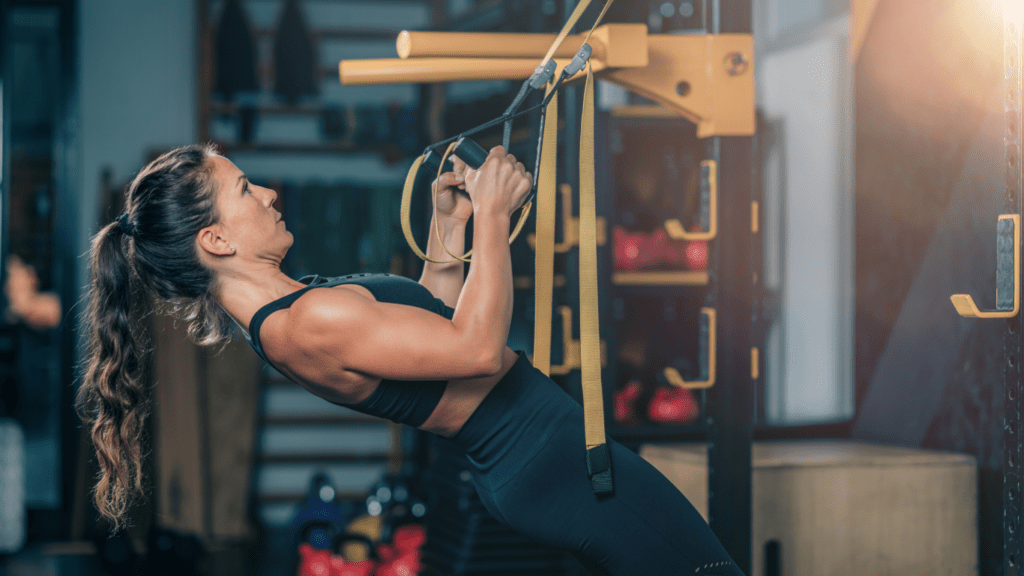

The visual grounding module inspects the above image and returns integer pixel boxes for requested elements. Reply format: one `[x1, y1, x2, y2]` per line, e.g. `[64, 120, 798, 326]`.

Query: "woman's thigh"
[475, 415, 745, 576]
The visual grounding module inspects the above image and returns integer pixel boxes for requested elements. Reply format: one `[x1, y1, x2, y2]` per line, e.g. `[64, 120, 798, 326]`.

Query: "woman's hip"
[446, 348, 583, 491]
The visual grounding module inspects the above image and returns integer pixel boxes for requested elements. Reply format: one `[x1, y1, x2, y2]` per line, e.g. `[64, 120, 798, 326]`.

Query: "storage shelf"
[257, 490, 367, 504]
[252, 26, 402, 41]
[221, 142, 404, 156]
[439, 0, 505, 32]
[258, 452, 390, 464]
[209, 101, 341, 117]
[611, 270, 709, 286]
[261, 414, 385, 426]
[609, 422, 706, 441]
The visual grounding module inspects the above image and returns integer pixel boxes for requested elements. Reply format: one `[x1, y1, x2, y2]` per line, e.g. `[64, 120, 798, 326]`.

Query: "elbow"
[477, 348, 503, 378]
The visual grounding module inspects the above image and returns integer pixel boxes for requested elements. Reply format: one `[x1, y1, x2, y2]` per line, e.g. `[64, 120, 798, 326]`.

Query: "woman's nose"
[261, 186, 277, 206]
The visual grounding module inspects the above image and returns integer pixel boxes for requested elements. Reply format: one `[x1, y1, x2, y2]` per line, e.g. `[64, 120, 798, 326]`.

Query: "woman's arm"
[418, 213, 466, 309]
[289, 147, 529, 381]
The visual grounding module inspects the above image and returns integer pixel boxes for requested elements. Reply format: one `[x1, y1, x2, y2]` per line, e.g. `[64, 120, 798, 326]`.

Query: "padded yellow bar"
[950, 214, 1020, 318]
[340, 33, 756, 137]
[341, 56, 595, 85]
[663, 307, 716, 390]
[396, 25, 649, 67]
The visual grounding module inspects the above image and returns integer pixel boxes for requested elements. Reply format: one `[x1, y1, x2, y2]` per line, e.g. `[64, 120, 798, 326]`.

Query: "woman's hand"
[463, 146, 532, 218]
[432, 156, 473, 224]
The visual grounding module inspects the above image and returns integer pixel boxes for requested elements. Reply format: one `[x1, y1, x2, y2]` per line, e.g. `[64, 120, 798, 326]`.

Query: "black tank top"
[241, 272, 455, 427]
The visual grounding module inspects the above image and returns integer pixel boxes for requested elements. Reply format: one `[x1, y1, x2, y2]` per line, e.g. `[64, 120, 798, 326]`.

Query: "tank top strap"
[244, 274, 343, 364]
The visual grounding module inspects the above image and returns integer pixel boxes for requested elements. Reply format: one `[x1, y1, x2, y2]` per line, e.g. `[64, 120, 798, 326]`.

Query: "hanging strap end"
[586, 443, 614, 495]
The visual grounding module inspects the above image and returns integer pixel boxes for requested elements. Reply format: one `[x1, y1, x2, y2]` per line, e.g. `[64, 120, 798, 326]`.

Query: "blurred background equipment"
[0, 417, 26, 554]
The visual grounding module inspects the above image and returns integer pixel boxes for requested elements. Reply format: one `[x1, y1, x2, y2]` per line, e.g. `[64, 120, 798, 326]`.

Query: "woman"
[77, 144, 744, 575]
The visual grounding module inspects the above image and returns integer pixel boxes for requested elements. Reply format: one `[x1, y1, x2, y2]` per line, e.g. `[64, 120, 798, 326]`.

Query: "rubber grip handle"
[453, 136, 489, 170]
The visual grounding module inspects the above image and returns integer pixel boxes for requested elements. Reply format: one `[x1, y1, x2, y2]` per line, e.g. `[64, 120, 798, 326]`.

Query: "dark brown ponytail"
[75, 143, 233, 530]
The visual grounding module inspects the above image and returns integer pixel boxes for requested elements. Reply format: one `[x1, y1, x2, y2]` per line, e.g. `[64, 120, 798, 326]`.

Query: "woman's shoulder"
[284, 282, 377, 334]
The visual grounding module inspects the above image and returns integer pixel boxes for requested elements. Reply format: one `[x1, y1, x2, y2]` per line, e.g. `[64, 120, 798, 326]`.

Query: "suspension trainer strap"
[533, 82, 559, 375]
[579, 61, 612, 494]
[397, 0, 615, 494]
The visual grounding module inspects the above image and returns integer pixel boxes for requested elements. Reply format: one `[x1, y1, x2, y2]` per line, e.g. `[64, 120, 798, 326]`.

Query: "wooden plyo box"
[150, 311, 262, 541]
[639, 440, 977, 576]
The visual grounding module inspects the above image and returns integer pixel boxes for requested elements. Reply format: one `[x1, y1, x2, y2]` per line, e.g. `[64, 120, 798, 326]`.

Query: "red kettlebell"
[297, 543, 333, 576]
[614, 380, 643, 427]
[648, 386, 700, 424]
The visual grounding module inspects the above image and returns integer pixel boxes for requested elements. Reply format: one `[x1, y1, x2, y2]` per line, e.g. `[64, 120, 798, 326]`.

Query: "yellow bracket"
[664, 159, 717, 241]
[339, 25, 755, 137]
[529, 305, 607, 376]
[951, 213, 1020, 318]
[662, 307, 716, 390]
[527, 184, 607, 252]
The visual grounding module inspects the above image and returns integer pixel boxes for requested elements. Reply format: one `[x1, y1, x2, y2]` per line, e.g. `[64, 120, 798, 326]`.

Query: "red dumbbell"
[613, 226, 707, 271]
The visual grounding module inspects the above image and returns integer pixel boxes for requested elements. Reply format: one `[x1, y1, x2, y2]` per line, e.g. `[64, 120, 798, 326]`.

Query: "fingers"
[451, 155, 468, 175]
[435, 170, 465, 190]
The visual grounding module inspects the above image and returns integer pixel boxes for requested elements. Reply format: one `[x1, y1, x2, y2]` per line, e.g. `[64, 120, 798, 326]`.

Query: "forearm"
[418, 214, 467, 309]
[451, 211, 513, 369]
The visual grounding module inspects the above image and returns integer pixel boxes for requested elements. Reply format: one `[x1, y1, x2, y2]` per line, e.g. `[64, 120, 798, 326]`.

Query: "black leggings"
[447, 350, 746, 576]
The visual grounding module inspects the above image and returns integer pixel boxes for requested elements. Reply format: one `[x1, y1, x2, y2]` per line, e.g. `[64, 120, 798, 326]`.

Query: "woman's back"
[244, 272, 455, 427]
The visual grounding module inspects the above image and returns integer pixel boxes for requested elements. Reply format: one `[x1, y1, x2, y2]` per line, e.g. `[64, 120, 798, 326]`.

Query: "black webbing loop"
[586, 443, 614, 495]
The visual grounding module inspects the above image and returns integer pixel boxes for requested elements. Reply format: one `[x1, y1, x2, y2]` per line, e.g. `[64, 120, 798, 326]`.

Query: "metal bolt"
[725, 52, 749, 76]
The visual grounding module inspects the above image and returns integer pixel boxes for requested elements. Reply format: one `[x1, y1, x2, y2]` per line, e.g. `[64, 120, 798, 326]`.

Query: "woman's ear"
[196, 225, 234, 256]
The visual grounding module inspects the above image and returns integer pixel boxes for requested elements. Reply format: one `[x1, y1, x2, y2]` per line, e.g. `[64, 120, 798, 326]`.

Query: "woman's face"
[199, 154, 292, 264]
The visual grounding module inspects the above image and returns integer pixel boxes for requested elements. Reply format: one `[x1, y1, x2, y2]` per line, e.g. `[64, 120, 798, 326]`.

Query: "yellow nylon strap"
[399, 0, 610, 265]
[532, 84, 559, 376]
[400, 150, 533, 264]
[578, 62, 605, 450]
[540, 0, 594, 66]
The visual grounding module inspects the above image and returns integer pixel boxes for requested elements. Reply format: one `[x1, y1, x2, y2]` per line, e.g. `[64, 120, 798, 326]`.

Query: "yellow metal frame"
[339, 25, 755, 137]
[662, 307, 717, 390]
[950, 214, 1020, 318]
[664, 159, 718, 241]
[611, 270, 709, 285]
[527, 183, 607, 252]
[528, 306, 607, 376]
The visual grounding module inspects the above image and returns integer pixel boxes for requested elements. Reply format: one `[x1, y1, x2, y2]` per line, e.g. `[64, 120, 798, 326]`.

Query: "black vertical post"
[54, 0, 81, 539]
[707, 0, 754, 573]
[1006, 12, 1023, 576]
[0, 0, 9, 312]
